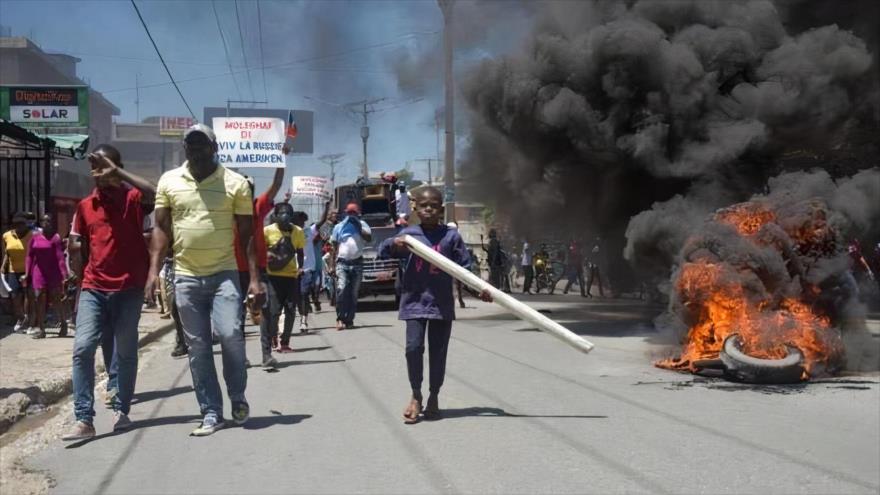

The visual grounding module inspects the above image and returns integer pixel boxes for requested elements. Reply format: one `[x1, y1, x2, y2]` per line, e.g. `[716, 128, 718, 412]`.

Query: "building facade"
[1, 36, 120, 233]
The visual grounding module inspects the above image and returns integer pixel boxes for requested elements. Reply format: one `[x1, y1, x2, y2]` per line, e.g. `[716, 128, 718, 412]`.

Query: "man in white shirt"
[329, 202, 372, 330]
[521, 241, 533, 294]
[395, 183, 411, 223]
[294, 202, 331, 332]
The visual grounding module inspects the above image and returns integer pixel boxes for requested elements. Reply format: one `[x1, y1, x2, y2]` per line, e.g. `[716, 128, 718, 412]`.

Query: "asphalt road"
[30, 295, 880, 495]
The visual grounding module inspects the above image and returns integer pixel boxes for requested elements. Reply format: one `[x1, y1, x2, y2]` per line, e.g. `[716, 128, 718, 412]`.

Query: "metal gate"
[1, 140, 52, 228]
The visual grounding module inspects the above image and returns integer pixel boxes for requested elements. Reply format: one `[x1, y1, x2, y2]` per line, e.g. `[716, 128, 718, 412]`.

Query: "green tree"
[395, 167, 413, 184]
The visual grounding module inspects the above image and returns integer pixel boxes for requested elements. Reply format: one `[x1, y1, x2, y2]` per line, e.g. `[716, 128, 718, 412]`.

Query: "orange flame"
[715, 203, 776, 236]
[657, 201, 845, 379]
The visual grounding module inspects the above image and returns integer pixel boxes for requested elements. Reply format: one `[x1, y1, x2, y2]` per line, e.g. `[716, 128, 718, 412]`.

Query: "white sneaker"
[191, 414, 224, 437]
[299, 315, 309, 333]
[26, 327, 37, 335]
[14, 320, 26, 332]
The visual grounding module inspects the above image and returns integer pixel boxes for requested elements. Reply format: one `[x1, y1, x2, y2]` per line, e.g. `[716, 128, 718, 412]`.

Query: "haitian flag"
[286, 110, 298, 139]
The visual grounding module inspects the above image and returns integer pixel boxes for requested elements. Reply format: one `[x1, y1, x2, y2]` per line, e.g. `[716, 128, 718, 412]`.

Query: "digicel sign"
[0, 86, 89, 127]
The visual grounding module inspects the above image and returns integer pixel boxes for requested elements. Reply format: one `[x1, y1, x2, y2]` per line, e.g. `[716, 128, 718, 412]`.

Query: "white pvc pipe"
[402, 235, 595, 354]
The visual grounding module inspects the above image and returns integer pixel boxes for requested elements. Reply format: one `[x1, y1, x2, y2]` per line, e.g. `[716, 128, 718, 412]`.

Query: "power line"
[99, 31, 439, 94]
[212, 0, 242, 100]
[234, 0, 256, 103]
[129, 0, 195, 119]
[319, 153, 345, 190]
[37, 49, 238, 67]
[51, 49, 395, 74]
[256, 0, 269, 103]
[373, 97, 425, 114]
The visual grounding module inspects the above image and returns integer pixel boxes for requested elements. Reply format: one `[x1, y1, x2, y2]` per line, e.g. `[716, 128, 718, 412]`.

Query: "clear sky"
[0, 0, 472, 195]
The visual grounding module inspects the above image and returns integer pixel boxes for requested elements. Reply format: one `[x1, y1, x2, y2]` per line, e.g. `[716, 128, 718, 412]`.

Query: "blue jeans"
[335, 259, 362, 325]
[174, 270, 247, 417]
[405, 319, 452, 397]
[72, 288, 143, 422]
[299, 270, 316, 316]
[102, 326, 118, 395]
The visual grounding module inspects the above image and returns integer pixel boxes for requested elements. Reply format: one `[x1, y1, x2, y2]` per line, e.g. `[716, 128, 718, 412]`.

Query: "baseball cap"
[345, 202, 360, 214]
[183, 123, 216, 143]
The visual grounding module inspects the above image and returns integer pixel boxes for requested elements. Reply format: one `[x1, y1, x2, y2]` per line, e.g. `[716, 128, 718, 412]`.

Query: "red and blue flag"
[286, 110, 298, 139]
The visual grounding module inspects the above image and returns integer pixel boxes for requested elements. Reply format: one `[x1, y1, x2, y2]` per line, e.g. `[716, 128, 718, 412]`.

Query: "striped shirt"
[155, 162, 253, 277]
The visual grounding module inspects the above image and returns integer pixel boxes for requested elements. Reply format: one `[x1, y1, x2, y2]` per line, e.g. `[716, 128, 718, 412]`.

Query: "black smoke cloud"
[387, 0, 537, 100]
[458, 0, 879, 291]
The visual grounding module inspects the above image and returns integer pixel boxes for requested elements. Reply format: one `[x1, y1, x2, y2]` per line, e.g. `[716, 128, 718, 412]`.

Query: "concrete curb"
[0, 320, 176, 436]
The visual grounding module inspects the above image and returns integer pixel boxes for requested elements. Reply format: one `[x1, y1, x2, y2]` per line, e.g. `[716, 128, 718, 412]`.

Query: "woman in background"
[25, 214, 68, 339]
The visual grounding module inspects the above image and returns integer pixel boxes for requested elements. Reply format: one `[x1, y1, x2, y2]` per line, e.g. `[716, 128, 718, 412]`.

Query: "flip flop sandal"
[403, 400, 422, 424]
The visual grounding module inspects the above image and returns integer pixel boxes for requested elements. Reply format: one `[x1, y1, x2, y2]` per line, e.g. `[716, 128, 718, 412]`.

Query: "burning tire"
[719, 334, 805, 384]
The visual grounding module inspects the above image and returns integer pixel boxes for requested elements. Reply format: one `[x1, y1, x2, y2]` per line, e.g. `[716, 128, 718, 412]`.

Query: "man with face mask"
[265, 202, 305, 353]
[329, 202, 372, 330]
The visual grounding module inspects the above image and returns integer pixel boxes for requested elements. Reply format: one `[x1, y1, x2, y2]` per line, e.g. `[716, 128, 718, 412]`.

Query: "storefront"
[0, 119, 88, 232]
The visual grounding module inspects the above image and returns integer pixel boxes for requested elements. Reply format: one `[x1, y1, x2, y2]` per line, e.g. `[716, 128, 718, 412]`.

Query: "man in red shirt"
[62, 145, 156, 441]
[234, 166, 284, 368]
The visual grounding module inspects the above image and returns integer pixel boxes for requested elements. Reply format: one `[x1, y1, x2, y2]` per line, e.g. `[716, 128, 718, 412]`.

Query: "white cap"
[183, 123, 216, 143]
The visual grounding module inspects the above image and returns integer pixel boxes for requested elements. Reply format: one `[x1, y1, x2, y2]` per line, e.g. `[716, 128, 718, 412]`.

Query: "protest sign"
[212, 117, 286, 168]
[292, 176, 332, 200]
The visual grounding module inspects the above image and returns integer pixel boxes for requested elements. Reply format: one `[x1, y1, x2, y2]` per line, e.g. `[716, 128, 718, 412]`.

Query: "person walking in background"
[319, 209, 340, 304]
[563, 239, 587, 297]
[162, 254, 189, 359]
[329, 202, 372, 330]
[521, 241, 534, 294]
[60, 236, 79, 330]
[265, 202, 305, 353]
[482, 230, 504, 290]
[307, 201, 332, 313]
[145, 124, 265, 437]
[62, 145, 155, 440]
[446, 222, 467, 309]
[394, 183, 411, 226]
[24, 214, 68, 339]
[586, 237, 605, 298]
[234, 164, 284, 367]
[295, 201, 331, 333]
[24, 211, 40, 234]
[2, 212, 33, 333]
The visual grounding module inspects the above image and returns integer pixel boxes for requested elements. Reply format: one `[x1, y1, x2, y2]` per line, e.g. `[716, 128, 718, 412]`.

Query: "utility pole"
[361, 104, 369, 178]
[135, 73, 140, 123]
[345, 97, 385, 178]
[412, 158, 435, 185]
[319, 153, 345, 190]
[434, 108, 442, 165]
[439, 0, 456, 222]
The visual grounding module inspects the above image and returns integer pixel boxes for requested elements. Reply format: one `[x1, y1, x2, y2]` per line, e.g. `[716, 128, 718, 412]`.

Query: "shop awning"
[45, 133, 90, 159]
[0, 120, 89, 159]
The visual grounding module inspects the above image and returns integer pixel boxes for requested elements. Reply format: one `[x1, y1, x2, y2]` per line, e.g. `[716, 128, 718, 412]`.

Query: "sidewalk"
[0, 308, 174, 435]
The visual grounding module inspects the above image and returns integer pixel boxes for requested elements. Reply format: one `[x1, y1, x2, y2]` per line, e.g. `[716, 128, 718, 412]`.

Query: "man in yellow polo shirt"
[2, 212, 33, 332]
[146, 124, 266, 437]
[264, 202, 305, 353]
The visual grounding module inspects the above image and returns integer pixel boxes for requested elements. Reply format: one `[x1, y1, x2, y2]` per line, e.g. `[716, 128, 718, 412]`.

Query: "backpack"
[268, 231, 295, 272]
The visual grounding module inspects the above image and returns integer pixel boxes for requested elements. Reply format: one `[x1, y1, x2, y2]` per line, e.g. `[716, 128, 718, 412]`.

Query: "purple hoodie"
[379, 225, 471, 320]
